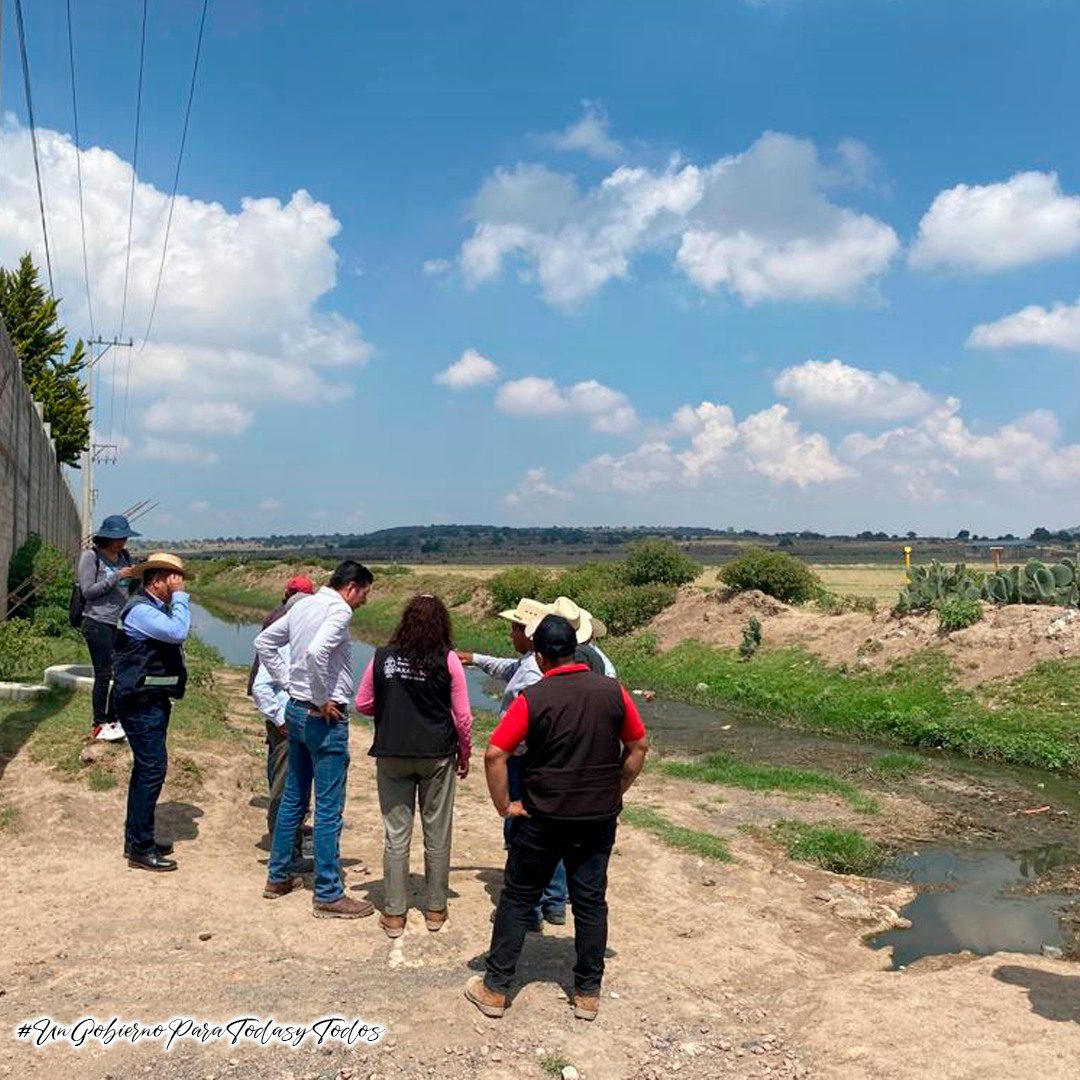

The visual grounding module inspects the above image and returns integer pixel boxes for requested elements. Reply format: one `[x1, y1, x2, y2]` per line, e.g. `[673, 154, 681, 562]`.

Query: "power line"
[66, 0, 95, 340]
[118, 0, 148, 340]
[13, 0, 54, 296]
[140, 0, 210, 353]
[116, 0, 148, 449]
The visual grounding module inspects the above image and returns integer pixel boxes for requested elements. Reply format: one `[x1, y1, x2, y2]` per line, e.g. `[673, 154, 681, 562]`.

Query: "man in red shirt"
[465, 614, 649, 1022]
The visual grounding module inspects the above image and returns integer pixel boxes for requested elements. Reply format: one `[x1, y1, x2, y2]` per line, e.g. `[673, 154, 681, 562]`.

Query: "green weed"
[773, 820, 883, 875]
[621, 805, 732, 862]
[660, 752, 879, 813]
[870, 751, 927, 777]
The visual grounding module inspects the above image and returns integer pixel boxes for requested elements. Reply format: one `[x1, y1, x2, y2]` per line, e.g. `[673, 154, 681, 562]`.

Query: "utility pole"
[81, 335, 132, 537]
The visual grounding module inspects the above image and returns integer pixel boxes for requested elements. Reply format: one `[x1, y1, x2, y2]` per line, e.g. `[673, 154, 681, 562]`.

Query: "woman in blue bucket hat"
[75, 515, 141, 742]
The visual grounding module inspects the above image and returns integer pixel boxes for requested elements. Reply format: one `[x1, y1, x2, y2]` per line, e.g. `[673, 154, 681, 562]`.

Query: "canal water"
[189, 601, 1077, 968]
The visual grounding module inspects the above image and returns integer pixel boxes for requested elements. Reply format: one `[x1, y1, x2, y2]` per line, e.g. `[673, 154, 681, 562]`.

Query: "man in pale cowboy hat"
[74, 514, 142, 743]
[111, 553, 191, 872]
[458, 597, 571, 929]
[549, 596, 617, 678]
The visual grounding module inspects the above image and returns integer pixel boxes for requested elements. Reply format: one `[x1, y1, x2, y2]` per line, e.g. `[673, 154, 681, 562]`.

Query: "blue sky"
[3, 0, 1080, 537]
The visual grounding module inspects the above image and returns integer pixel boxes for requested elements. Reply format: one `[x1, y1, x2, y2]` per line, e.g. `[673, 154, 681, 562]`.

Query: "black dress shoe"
[123, 841, 174, 859]
[128, 850, 178, 872]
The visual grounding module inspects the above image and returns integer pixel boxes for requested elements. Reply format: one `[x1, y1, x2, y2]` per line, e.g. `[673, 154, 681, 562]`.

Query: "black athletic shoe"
[127, 850, 178, 872]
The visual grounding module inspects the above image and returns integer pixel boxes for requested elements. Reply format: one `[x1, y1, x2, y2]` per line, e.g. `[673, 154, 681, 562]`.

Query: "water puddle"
[871, 844, 1077, 968]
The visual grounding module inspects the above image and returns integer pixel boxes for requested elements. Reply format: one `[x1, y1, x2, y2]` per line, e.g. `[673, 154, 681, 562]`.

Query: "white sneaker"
[95, 722, 127, 743]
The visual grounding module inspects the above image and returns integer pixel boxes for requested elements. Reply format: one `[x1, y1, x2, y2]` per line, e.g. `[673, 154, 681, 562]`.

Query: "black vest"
[519, 668, 626, 821]
[369, 646, 458, 758]
[112, 595, 188, 704]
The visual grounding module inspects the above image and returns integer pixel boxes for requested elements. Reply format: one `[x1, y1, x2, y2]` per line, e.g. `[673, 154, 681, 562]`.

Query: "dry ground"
[0, 671, 1076, 1080]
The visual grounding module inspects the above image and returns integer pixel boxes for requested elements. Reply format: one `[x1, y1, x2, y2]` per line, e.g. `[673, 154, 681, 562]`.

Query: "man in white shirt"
[255, 560, 374, 918]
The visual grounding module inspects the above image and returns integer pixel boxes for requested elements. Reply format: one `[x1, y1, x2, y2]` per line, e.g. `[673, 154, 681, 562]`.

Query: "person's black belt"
[290, 697, 348, 717]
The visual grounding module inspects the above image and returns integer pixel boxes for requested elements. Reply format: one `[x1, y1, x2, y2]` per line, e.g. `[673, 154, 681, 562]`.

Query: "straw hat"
[132, 552, 188, 578]
[549, 595, 607, 643]
[498, 597, 551, 632]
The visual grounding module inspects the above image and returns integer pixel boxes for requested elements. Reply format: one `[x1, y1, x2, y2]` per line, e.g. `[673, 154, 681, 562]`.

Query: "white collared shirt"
[252, 644, 290, 726]
[254, 587, 354, 707]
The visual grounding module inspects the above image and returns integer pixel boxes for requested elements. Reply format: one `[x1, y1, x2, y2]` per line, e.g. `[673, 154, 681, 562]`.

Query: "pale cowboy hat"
[498, 597, 551, 633]
[132, 552, 188, 578]
[549, 595, 607, 643]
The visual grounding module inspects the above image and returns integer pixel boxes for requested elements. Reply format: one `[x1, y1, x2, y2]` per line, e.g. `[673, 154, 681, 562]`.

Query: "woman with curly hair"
[355, 594, 472, 937]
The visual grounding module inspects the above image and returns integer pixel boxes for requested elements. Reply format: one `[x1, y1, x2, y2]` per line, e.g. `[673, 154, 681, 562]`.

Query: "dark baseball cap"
[532, 614, 578, 663]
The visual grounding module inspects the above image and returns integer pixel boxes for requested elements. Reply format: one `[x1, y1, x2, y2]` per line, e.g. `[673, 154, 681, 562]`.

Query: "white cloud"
[738, 404, 854, 486]
[141, 400, 254, 435]
[189, 500, 211, 513]
[495, 376, 638, 433]
[968, 297, 1080, 352]
[422, 257, 452, 276]
[773, 359, 939, 420]
[258, 498, 283, 512]
[503, 467, 571, 507]
[538, 101, 624, 161]
[675, 133, 899, 304]
[909, 171, 1080, 273]
[0, 119, 373, 454]
[435, 348, 501, 388]
[141, 438, 219, 466]
[451, 131, 898, 308]
[574, 399, 846, 492]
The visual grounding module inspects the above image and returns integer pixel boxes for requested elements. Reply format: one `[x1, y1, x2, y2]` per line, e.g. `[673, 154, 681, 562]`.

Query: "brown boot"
[424, 909, 448, 931]
[263, 876, 304, 899]
[379, 912, 406, 938]
[464, 975, 507, 1018]
[312, 895, 375, 919]
[573, 991, 600, 1021]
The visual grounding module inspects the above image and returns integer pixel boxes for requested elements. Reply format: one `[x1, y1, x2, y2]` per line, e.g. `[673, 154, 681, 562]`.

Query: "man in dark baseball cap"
[466, 614, 649, 1022]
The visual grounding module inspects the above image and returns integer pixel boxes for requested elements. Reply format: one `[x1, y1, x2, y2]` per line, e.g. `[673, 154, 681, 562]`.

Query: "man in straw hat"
[111, 553, 191, 872]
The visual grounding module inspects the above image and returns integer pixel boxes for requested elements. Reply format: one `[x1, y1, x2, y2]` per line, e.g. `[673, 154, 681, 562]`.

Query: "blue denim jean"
[505, 755, 568, 918]
[267, 700, 350, 903]
[117, 694, 170, 853]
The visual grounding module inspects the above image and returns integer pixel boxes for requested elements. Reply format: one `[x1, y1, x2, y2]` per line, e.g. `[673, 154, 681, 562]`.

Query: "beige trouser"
[375, 755, 457, 916]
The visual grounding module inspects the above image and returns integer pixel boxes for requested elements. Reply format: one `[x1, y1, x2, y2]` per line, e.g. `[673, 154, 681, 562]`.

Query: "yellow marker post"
[903, 545, 912, 580]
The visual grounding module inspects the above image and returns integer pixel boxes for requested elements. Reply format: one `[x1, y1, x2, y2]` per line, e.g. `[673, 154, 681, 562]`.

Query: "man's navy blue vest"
[112, 594, 188, 705]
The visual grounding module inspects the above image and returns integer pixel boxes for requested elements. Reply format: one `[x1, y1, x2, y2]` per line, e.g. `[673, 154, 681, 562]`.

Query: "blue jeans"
[267, 700, 350, 903]
[117, 694, 170, 853]
[505, 756, 568, 918]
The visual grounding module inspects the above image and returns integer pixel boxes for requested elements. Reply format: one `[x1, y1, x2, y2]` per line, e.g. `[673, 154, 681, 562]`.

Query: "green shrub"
[370, 564, 412, 577]
[815, 590, 877, 615]
[487, 566, 557, 612]
[937, 596, 983, 632]
[6, 535, 74, 618]
[31, 604, 76, 638]
[622, 539, 701, 587]
[555, 560, 626, 596]
[718, 547, 823, 604]
[739, 616, 762, 660]
[576, 582, 676, 637]
[0, 618, 53, 681]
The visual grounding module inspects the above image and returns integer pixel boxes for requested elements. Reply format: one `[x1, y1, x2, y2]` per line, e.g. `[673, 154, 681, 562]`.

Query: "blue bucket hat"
[94, 514, 140, 541]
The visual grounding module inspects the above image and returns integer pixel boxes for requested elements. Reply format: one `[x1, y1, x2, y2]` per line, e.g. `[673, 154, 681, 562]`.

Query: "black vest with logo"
[112, 594, 188, 704]
[519, 667, 626, 821]
[369, 646, 458, 758]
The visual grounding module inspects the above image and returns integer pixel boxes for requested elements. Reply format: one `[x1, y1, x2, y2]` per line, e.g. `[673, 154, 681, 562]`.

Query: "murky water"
[189, 602, 503, 711]
[872, 845, 1076, 968]
[190, 600, 1078, 966]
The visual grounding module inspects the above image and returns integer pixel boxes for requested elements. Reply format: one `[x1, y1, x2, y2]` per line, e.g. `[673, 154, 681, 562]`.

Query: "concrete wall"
[0, 317, 82, 617]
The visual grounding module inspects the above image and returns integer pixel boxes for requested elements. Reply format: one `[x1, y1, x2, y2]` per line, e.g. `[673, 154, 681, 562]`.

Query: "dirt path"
[0, 671, 1076, 1079]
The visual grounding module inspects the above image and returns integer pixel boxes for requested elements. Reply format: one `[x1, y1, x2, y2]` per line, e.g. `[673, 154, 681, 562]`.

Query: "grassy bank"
[608, 638, 1080, 772]
[190, 561, 1080, 774]
[0, 637, 235, 792]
